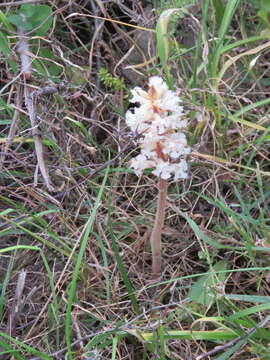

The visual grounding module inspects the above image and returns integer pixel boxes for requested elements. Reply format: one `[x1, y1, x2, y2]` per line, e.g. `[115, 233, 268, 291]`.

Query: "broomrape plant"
[126, 76, 190, 276]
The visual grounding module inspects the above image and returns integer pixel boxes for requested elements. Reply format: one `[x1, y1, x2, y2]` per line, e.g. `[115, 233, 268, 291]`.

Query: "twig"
[196, 315, 270, 359]
[3, 271, 37, 343]
[29, 301, 186, 360]
[0, 270, 28, 357]
[0, 0, 45, 7]
[71, 311, 84, 352]
[89, 1, 104, 89]
[24, 85, 55, 191]
[53, 136, 139, 199]
[5, 270, 27, 337]
[17, 25, 55, 191]
[17, 27, 32, 79]
[0, 84, 22, 170]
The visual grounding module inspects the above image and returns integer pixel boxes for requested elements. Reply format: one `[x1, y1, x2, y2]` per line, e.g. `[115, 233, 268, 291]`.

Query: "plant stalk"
[150, 178, 168, 276]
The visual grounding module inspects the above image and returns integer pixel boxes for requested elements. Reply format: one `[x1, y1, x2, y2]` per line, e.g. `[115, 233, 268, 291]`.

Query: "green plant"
[1, 1, 270, 358]
[98, 68, 125, 92]
[258, 0, 270, 29]
[8, 4, 53, 36]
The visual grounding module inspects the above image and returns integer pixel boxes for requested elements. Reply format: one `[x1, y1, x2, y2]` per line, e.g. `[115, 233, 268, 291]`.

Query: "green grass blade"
[157, 323, 166, 359]
[0, 256, 14, 319]
[228, 303, 270, 322]
[176, 209, 244, 250]
[224, 294, 270, 303]
[108, 216, 140, 314]
[211, 0, 240, 78]
[217, 0, 240, 42]
[111, 336, 118, 360]
[134, 329, 237, 341]
[65, 165, 110, 358]
[215, 338, 251, 360]
[0, 331, 52, 359]
[220, 35, 267, 55]
[0, 215, 71, 258]
[0, 244, 55, 359]
[212, 0, 225, 25]
[0, 10, 14, 31]
[93, 231, 111, 303]
[156, 8, 185, 87]
[0, 337, 26, 360]
[0, 31, 10, 56]
[234, 97, 270, 117]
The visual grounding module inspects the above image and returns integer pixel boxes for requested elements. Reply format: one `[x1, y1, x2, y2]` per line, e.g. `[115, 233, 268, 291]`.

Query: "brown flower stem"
[150, 178, 168, 276]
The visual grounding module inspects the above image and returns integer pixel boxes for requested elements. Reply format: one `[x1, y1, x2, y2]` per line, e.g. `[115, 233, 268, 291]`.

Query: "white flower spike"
[126, 76, 190, 180]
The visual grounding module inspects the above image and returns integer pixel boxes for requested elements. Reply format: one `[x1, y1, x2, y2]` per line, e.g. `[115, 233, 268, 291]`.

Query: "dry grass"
[1, 0, 270, 359]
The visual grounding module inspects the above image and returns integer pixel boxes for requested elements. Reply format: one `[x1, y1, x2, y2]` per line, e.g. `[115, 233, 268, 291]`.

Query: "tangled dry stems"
[0, 1, 270, 359]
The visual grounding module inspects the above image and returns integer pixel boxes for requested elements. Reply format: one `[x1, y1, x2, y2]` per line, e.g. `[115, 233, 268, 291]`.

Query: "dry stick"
[196, 315, 270, 360]
[5, 270, 27, 338]
[0, 84, 22, 170]
[0, 270, 27, 355]
[29, 301, 184, 360]
[53, 137, 139, 199]
[17, 27, 32, 80]
[17, 26, 54, 191]
[24, 85, 54, 191]
[149, 178, 168, 276]
[0, 0, 44, 6]
[2, 270, 37, 345]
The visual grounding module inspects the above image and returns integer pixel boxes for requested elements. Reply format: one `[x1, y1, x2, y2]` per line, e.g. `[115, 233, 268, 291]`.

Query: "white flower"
[173, 160, 189, 180]
[155, 90, 182, 113]
[130, 154, 155, 175]
[130, 87, 149, 104]
[152, 160, 173, 179]
[163, 132, 191, 159]
[151, 159, 189, 180]
[126, 77, 190, 180]
[148, 76, 169, 99]
[166, 114, 187, 130]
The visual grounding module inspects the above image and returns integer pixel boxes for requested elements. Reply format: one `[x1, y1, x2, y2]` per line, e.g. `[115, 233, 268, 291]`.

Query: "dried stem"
[0, 84, 22, 170]
[17, 25, 54, 191]
[17, 26, 32, 79]
[24, 85, 54, 191]
[150, 178, 168, 276]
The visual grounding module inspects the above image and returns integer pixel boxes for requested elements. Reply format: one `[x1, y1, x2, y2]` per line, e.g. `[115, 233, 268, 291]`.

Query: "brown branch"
[0, 0, 45, 7]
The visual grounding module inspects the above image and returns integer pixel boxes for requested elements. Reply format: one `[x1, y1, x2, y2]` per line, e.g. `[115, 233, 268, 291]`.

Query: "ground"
[0, 0, 270, 359]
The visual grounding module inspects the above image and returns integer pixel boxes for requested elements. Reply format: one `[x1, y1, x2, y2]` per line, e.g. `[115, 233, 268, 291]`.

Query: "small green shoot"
[98, 68, 125, 91]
